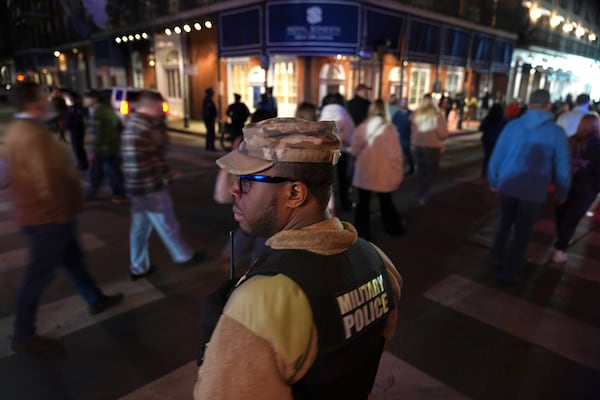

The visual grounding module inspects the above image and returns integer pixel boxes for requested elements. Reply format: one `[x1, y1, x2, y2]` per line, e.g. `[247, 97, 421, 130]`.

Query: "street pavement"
[0, 103, 599, 399]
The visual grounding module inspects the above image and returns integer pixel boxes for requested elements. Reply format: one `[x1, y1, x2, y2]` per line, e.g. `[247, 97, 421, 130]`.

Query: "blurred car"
[101, 87, 169, 120]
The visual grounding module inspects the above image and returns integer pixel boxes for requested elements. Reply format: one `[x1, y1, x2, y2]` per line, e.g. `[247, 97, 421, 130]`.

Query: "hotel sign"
[266, 1, 360, 54]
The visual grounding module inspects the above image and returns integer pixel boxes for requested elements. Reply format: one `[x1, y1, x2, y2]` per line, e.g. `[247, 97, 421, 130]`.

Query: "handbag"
[213, 169, 235, 204]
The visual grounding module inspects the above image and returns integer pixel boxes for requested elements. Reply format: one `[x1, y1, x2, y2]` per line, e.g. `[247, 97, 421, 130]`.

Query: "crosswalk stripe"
[118, 350, 471, 400]
[0, 232, 105, 272]
[424, 274, 600, 371]
[0, 278, 164, 359]
[528, 242, 600, 284]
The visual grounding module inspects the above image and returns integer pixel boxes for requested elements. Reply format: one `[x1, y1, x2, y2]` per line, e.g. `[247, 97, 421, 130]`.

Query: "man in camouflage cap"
[194, 118, 402, 400]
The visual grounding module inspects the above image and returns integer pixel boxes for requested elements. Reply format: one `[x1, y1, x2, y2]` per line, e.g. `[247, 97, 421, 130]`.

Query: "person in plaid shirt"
[121, 90, 204, 280]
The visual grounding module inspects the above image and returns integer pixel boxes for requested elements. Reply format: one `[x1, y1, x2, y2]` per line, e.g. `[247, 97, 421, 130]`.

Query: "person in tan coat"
[194, 118, 402, 400]
[352, 99, 405, 240]
[411, 93, 449, 205]
[3, 82, 123, 353]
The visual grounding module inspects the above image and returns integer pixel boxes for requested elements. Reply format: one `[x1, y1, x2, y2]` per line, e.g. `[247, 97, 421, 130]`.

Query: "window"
[445, 69, 463, 95]
[408, 66, 430, 109]
[166, 68, 181, 98]
[228, 60, 250, 105]
[272, 58, 298, 116]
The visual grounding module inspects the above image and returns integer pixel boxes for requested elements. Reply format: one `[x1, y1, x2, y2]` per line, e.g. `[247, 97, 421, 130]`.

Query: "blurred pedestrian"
[387, 93, 400, 120]
[557, 93, 590, 137]
[480, 88, 491, 119]
[411, 93, 448, 205]
[4, 82, 123, 353]
[505, 99, 522, 119]
[256, 92, 277, 119]
[51, 87, 67, 142]
[487, 89, 571, 284]
[195, 117, 402, 399]
[479, 103, 507, 179]
[352, 99, 404, 240]
[121, 91, 204, 280]
[347, 83, 371, 126]
[226, 93, 250, 141]
[266, 86, 278, 117]
[295, 101, 317, 122]
[64, 91, 88, 171]
[83, 90, 128, 203]
[320, 93, 355, 211]
[392, 97, 415, 175]
[202, 88, 217, 151]
[552, 113, 600, 264]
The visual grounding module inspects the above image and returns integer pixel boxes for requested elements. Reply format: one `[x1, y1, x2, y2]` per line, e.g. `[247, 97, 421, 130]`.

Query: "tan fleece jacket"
[3, 119, 83, 226]
[194, 218, 402, 400]
[411, 112, 448, 148]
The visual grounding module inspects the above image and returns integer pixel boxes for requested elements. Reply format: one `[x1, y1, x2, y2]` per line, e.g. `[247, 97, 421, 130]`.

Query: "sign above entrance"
[266, 1, 360, 55]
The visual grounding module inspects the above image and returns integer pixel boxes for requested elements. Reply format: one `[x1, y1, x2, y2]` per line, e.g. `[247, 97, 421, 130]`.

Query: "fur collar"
[266, 218, 358, 255]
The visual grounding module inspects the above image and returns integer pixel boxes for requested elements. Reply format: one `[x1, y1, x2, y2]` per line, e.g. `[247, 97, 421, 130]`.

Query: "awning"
[440, 27, 469, 67]
[363, 6, 404, 53]
[470, 33, 493, 72]
[219, 5, 263, 57]
[265, 1, 361, 56]
[406, 18, 440, 64]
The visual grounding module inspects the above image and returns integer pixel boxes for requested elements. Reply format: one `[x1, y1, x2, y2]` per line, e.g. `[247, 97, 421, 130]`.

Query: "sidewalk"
[167, 118, 481, 137]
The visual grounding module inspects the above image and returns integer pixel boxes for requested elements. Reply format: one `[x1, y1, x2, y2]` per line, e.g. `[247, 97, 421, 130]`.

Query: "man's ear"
[285, 181, 309, 208]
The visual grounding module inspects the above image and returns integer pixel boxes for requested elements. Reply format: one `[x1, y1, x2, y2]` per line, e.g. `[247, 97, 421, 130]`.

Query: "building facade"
[2, 0, 598, 121]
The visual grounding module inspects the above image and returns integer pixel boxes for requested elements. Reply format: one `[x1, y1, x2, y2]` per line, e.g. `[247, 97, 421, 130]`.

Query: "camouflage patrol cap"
[216, 117, 341, 175]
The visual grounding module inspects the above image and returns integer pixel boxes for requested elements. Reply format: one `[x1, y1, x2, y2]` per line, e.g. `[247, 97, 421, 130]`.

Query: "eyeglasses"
[238, 174, 291, 194]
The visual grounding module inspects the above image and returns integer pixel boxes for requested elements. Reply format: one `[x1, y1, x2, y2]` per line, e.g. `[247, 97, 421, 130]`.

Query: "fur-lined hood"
[266, 218, 357, 255]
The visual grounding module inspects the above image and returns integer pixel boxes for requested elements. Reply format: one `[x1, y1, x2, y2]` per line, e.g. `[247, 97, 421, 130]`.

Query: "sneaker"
[551, 250, 568, 264]
[89, 293, 124, 315]
[11, 335, 61, 353]
[111, 195, 130, 204]
[130, 265, 156, 281]
[176, 250, 205, 267]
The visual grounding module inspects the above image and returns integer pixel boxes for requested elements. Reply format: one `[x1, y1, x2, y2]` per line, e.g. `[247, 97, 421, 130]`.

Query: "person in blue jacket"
[487, 89, 571, 284]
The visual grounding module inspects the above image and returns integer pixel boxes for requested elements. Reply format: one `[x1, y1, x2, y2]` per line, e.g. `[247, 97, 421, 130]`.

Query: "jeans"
[69, 129, 88, 171]
[87, 155, 125, 197]
[555, 185, 597, 251]
[489, 195, 542, 281]
[414, 146, 441, 199]
[400, 136, 415, 173]
[205, 119, 216, 151]
[129, 188, 193, 274]
[354, 189, 404, 240]
[14, 222, 103, 339]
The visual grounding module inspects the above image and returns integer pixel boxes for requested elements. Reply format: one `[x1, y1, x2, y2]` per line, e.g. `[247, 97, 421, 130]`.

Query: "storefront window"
[409, 66, 430, 108]
[445, 68, 463, 95]
[319, 63, 346, 105]
[272, 58, 297, 117]
[166, 68, 181, 98]
[227, 59, 249, 105]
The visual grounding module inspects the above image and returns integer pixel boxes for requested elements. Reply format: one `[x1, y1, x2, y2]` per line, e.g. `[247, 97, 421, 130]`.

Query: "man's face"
[229, 168, 288, 238]
[83, 96, 96, 108]
[357, 89, 369, 99]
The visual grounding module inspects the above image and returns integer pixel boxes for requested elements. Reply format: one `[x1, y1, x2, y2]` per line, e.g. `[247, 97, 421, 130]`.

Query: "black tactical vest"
[244, 238, 395, 400]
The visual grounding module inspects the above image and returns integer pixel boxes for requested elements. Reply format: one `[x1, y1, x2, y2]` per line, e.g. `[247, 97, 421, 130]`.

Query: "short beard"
[242, 196, 280, 238]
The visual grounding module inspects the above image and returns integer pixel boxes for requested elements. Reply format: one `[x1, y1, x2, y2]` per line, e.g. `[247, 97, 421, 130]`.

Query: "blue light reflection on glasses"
[238, 174, 291, 194]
